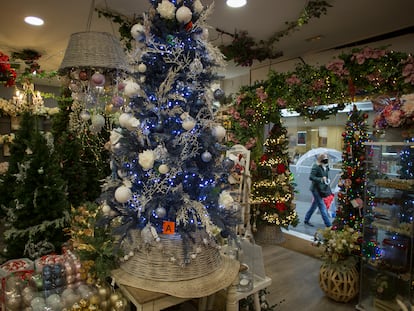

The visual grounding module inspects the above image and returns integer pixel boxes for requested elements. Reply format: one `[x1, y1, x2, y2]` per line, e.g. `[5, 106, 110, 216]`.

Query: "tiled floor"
[289, 200, 336, 237]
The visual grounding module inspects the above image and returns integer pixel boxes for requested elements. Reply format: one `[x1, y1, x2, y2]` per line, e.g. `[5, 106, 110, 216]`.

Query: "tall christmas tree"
[97, 0, 239, 283]
[335, 105, 369, 230]
[251, 121, 299, 230]
[0, 112, 70, 260]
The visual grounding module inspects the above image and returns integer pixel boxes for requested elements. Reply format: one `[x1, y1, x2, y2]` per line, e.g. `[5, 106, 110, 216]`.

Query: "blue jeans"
[304, 189, 332, 227]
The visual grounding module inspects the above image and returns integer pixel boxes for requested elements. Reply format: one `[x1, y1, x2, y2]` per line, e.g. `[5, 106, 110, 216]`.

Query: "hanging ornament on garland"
[91, 72, 105, 86]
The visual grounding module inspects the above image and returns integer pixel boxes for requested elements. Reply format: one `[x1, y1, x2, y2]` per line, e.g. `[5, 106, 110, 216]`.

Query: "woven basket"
[120, 230, 222, 281]
[59, 31, 128, 74]
[319, 262, 359, 302]
[254, 225, 285, 245]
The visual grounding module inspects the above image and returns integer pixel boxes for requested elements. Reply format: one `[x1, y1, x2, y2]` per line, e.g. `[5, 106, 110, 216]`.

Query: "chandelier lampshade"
[58, 31, 128, 75]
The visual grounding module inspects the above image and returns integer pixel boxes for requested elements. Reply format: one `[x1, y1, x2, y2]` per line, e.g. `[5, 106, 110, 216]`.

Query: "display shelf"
[358, 140, 414, 310]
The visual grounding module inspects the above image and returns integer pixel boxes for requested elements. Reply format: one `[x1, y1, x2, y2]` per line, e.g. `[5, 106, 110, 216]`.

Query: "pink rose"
[286, 74, 301, 86]
[276, 98, 287, 107]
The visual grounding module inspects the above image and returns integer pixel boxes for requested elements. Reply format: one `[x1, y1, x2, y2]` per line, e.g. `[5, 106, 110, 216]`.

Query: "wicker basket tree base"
[319, 262, 359, 303]
[254, 225, 285, 245]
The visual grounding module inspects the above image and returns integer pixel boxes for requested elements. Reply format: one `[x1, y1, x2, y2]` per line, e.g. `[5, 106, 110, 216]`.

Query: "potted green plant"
[313, 225, 361, 302]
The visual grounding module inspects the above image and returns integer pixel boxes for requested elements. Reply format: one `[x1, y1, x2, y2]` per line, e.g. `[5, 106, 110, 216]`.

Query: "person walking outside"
[304, 153, 332, 227]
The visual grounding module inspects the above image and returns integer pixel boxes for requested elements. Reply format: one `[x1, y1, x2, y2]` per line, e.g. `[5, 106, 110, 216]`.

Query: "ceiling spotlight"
[24, 16, 44, 26]
[226, 0, 247, 8]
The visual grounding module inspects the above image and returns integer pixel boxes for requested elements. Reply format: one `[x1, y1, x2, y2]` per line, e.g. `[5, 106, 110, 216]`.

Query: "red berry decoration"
[342, 132, 346, 137]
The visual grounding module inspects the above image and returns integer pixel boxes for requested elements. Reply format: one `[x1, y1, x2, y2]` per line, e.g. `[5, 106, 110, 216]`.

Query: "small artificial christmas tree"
[0, 112, 70, 260]
[251, 122, 299, 230]
[335, 105, 369, 230]
[97, 0, 239, 285]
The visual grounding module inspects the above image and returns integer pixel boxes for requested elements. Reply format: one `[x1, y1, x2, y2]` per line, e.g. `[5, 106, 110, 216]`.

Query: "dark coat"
[309, 163, 331, 196]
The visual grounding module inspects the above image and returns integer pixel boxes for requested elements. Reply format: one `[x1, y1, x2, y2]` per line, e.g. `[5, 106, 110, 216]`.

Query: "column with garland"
[251, 121, 299, 232]
[335, 105, 369, 230]
[97, 0, 239, 284]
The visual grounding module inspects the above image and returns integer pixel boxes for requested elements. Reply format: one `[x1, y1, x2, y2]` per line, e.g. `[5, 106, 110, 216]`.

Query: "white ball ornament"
[46, 294, 62, 310]
[201, 151, 212, 162]
[158, 164, 170, 174]
[123, 81, 140, 97]
[119, 113, 132, 128]
[155, 206, 167, 218]
[182, 117, 196, 131]
[102, 203, 112, 215]
[31, 297, 46, 309]
[126, 116, 140, 131]
[91, 114, 105, 129]
[80, 110, 91, 121]
[114, 186, 132, 203]
[212, 125, 226, 141]
[176, 6, 192, 24]
[138, 63, 147, 73]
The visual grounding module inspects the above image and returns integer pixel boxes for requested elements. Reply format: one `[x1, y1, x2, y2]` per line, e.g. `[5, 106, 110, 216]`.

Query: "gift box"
[62, 249, 82, 284]
[34, 254, 65, 273]
[0, 258, 35, 310]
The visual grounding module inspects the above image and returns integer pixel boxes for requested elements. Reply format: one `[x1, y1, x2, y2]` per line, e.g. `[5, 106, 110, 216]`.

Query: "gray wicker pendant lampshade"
[58, 31, 128, 75]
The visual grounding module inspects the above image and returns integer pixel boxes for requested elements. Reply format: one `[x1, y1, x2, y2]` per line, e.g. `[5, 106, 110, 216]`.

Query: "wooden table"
[118, 273, 272, 311]
[117, 284, 192, 311]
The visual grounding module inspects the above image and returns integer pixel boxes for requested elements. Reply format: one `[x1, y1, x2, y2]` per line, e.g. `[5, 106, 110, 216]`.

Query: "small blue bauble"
[43, 279, 53, 290]
[55, 277, 65, 287]
[52, 264, 62, 276]
[42, 265, 52, 279]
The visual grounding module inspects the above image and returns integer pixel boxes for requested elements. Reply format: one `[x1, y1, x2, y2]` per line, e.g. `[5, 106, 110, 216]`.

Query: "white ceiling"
[0, 0, 413, 81]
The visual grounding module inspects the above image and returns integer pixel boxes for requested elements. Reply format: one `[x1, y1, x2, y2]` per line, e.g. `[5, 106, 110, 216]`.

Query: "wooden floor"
[165, 232, 358, 311]
[261, 236, 358, 311]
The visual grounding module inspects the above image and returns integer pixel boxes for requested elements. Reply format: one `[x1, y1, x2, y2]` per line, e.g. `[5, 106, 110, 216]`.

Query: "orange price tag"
[162, 221, 175, 234]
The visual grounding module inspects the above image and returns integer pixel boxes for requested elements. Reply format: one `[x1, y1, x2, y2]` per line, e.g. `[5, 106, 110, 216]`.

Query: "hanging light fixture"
[58, 0, 129, 134]
[226, 0, 247, 8]
[58, 31, 128, 74]
[58, 0, 128, 74]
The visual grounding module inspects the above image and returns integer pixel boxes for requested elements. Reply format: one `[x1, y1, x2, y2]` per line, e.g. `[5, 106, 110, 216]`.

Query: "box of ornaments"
[0, 249, 128, 310]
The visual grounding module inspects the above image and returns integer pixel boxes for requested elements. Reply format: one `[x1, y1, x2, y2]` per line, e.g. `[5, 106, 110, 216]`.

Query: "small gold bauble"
[109, 293, 120, 305]
[89, 294, 101, 305]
